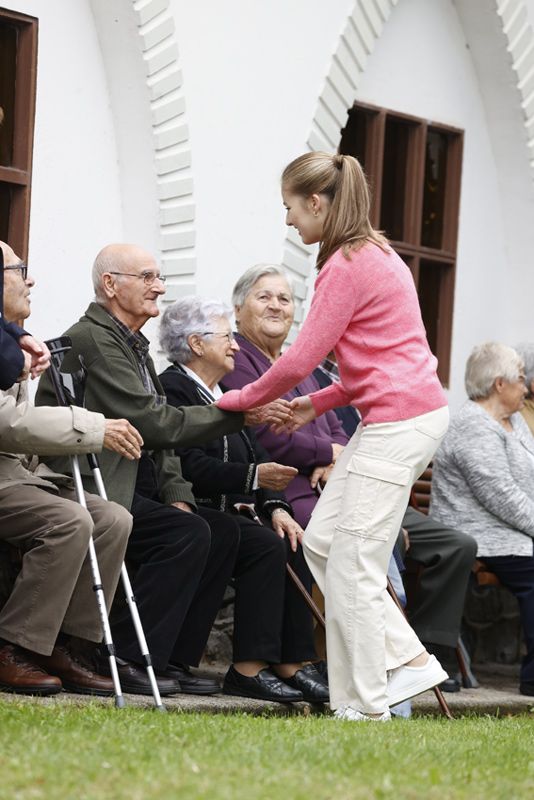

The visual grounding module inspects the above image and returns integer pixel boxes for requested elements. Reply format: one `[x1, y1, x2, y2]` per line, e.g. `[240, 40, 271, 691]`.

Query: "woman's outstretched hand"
[271, 394, 317, 433]
[244, 399, 293, 428]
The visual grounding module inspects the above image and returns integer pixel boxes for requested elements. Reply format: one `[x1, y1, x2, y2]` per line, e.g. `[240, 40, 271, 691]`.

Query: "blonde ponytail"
[282, 152, 388, 270]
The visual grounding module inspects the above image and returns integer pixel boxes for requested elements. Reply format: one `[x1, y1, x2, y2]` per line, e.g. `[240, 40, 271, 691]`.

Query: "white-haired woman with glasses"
[158, 296, 328, 704]
[431, 342, 534, 697]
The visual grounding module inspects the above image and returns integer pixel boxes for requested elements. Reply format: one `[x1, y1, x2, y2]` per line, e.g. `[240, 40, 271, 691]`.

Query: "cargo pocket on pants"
[334, 452, 412, 542]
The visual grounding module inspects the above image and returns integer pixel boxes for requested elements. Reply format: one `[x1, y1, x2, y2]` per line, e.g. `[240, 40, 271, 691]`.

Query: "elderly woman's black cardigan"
[158, 364, 292, 518]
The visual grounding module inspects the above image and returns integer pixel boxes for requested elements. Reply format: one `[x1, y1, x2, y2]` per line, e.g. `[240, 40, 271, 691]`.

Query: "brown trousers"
[0, 484, 131, 654]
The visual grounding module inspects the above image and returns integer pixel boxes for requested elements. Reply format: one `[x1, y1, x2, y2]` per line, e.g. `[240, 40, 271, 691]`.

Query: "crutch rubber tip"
[114, 696, 126, 708]
[155, 705, 167, 713]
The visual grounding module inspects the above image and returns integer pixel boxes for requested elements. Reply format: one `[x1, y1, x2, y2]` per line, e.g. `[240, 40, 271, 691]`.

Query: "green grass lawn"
[0, 702, 533, 800]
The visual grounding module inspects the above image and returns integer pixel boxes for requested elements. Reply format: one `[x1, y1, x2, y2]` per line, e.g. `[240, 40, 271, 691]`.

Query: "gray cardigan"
[430, 401, 534, 557]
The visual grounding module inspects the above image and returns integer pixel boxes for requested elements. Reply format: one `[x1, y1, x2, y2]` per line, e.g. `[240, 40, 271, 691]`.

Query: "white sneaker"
[387, 654, 448, 707]
[333, 706, 391, 722]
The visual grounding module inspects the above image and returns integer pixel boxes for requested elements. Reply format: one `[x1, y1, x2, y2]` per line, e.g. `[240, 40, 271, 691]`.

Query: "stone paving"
[1, 663, 533, 718]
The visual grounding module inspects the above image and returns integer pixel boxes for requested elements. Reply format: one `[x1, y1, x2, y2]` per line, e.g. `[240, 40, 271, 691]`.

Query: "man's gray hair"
[231, 264, 293, 307]
[514, 342, 534, 397]
[465, 342, 524, 400]
[159, 296, 232, 364]
[92, 249, 115, 305]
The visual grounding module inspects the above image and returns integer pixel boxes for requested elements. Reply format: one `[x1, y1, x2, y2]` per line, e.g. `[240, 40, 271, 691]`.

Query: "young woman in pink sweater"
[218, 152, 449, 721]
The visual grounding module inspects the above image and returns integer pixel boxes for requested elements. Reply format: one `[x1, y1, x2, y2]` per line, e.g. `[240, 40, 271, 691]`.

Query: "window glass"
[418, 260, 448, 354]
[0, 22, 17, 167]
[0, 183, 12, 240]
[380, 117, 411, 241]
[0, 10, 37, 258]
[421, 130, 448, 249]
[339, 107, 368, 169]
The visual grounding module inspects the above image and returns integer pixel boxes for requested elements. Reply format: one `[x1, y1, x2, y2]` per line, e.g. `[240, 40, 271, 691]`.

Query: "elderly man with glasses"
[37, 243, 291, 696]
[0, 240, 144, 696]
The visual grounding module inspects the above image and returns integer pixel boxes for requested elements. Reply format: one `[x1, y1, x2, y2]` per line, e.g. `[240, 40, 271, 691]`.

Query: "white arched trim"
[130, 0, 196, 300]
[281, 0, 398, 326]
[496, 0, 534, 168]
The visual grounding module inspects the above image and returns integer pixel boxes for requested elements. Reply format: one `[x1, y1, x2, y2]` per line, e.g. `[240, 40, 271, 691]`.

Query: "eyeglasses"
[2, 264, 28, 281]
[108, 271, 167, 285]
[199, 331, 236, 343]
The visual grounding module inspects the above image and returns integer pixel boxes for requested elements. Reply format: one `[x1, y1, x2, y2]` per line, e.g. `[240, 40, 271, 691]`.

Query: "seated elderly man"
[0, 240, 141, 696]
[431, 342, 534, 697]
[37, 244, 289, 696]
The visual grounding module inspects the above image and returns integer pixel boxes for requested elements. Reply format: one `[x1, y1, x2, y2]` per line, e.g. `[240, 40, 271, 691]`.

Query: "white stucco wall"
[3, 0, 533, 413]
[2, 0, 123, 343]
[167, 0, 352, 300]
[161, 0, 534, 410]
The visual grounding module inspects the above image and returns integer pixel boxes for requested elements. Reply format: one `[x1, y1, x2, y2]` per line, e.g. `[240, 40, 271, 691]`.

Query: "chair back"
[409, 466, 433, 515]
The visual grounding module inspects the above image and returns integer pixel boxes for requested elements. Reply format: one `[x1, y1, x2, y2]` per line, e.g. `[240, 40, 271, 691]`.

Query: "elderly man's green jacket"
[36, 302, 244, 510]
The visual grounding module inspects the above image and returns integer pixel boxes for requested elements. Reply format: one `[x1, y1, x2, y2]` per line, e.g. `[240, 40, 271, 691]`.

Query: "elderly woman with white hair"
[514, 343, 534, 436]
[158, 296, 328, 704]
[431, 342, 534, 696]
[223, 264, 349, 530]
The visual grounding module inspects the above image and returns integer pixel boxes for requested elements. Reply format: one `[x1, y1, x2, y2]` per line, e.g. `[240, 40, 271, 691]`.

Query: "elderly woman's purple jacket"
[222, 333, 348, 527]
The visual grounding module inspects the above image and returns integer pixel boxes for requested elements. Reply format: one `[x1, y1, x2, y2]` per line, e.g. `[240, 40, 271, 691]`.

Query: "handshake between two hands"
[243, 395, 315, 433]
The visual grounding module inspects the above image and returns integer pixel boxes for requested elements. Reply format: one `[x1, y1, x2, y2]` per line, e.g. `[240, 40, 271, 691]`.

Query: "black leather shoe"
[520, 681, 534, 696]
[160, 663, 221, 695]
[283, 665, 330, 702]
[312, 660, 328, 683]
[223, 665, 303, 703]
[439, 677, 461, 693]
[99, 656, 180, 696]
[301, 662, 328, 686]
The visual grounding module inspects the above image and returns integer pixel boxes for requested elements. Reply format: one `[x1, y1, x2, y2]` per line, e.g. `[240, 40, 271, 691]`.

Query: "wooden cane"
[387, 578, 453, 720]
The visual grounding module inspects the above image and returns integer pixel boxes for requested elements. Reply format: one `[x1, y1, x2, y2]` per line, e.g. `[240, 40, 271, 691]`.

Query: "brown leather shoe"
[0, 643, 62, 696]
[31, 644, 115, 696]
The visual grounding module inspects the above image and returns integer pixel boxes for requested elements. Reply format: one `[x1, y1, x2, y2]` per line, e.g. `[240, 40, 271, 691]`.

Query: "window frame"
[339, 101, 463, 385]
[0, 6, 38, 261]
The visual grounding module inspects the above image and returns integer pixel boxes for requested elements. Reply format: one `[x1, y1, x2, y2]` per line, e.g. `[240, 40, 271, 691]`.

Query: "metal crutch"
[88, 458, 165, 712]
[46, 337, 166, 711]
[45, 337, 126, 709]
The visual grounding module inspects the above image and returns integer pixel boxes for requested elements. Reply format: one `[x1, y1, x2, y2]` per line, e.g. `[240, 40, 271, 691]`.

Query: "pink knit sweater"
[218, 243, 447, 424]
